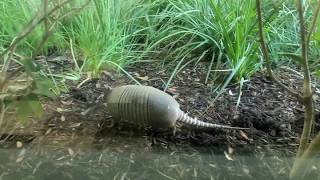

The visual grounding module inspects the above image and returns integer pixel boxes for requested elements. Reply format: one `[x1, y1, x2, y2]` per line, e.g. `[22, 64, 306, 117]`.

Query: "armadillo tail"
[177, 111, 249, 130]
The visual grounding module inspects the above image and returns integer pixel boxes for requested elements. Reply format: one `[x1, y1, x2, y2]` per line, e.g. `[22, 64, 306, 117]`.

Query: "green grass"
[266, 1, 320, 73]
[142, 0, 262, 92]
[0, 0, 319, 92]
[61, 0, 152, 77]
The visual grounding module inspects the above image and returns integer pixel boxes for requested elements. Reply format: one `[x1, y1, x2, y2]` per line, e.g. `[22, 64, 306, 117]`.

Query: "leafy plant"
[0, 0, 90, 124]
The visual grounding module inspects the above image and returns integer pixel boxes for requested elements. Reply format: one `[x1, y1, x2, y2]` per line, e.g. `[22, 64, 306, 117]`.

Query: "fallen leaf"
[133, 72, 140, 77]
[239, 130, 249, 140]
[57, 156, 66, 161]
[167, 87, 177, 93]
[68, 148, 74, 156]
[224, 151, 234, 161]
[60, 115, 65, 122]
[228, 90, 234, 96]
[16, 141, 23, 148]
[45, 128, 52, 135]
[102, 71, 113, 78]
[60, 100, 73, 106]
[96, 83, 101, 88]
[69, 122, 81, 128]
[228, 146, 234, 154]
[136, 76, 149, 81]
[16, 156, 24, 163]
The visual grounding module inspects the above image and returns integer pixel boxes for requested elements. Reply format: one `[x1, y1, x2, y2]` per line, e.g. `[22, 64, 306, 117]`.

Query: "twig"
[0, 0, 91, 86]
[0, 0, 91, 92]
[0, 0, 75, 92]
[51, 0, 91, 22]
[0, 0, 73, 60]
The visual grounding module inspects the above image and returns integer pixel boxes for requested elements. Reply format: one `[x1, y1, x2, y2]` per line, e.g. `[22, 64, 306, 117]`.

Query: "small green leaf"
[0, 93, 15, 106]
[316, 70, 320, 78]
[31, 76, 56, 98]
[313, 31, 320, 42]
[21, 59, 40, 75]
[15, 99, 44, 122]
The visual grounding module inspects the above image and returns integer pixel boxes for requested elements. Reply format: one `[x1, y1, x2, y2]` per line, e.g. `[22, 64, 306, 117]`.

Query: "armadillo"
[105, 85, 248, 131]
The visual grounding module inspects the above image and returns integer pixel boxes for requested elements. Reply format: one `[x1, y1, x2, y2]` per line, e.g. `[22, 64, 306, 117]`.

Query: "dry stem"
[295, 0, 315, 158]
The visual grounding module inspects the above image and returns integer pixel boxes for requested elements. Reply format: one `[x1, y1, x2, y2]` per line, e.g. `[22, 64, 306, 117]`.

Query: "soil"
[1, 56, 320, 179]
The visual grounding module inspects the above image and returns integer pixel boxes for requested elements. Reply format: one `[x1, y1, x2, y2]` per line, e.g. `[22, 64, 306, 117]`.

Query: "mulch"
[1, 56, 320, 180]
[16, 60, 318, 156]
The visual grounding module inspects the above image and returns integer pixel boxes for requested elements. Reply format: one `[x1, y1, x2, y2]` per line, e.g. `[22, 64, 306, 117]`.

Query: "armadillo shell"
[105, 85, 181, 128]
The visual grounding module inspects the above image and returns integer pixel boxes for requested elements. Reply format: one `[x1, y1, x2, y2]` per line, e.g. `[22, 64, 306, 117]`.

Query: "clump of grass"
[61, 0, 149, 77]
[143, 0, 262, 93]
[266, 1, 320, 74]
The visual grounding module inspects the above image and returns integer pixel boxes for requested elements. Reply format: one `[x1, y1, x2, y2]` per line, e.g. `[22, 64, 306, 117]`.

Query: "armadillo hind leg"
[177, 111, 249, 130]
